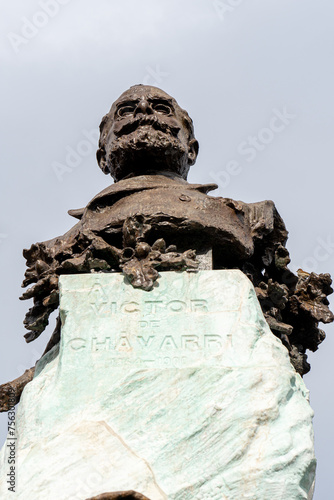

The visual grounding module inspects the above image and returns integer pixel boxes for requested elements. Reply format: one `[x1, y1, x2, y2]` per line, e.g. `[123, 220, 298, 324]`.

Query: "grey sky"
[1, 1, 334, 497]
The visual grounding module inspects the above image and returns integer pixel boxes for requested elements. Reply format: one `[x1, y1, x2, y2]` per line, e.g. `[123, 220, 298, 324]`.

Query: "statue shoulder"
[67, 176, 219, 220]
[222, 198, 288, 244]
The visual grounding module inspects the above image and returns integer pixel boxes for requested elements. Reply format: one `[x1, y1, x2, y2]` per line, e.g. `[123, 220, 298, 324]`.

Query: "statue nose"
[134, 99, 154, 116]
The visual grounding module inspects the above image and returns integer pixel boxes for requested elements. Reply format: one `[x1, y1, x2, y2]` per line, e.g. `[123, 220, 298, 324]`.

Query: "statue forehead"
[109, 86, 180, 114]
[117, 85, 174, 102]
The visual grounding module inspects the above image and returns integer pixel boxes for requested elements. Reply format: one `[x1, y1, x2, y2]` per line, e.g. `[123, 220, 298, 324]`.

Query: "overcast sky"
[1, 1, 334, 498]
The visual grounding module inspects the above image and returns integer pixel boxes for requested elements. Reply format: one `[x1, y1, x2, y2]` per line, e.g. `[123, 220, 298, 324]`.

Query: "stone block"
[0, 271, 315, 499]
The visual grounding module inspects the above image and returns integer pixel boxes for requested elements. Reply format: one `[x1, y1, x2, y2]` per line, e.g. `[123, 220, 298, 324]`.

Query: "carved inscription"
[70, 291, 220, 368]
[89, 283, 108, 314]
[88, 298, 208, 316]
[67, 334, 222, 352]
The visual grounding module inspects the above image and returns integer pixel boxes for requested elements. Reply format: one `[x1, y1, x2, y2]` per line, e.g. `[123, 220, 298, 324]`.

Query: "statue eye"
[117, 105, 136, 117]
[152, 103, 172, 115]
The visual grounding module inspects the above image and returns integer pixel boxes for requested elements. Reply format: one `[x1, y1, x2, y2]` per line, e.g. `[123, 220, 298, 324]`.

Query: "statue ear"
[96, 147, 109, 175]
[188, 139, 199, 166]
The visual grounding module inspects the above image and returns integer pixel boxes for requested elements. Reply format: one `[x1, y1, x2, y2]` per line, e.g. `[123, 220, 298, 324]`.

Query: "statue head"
[96, 85, 199, 182]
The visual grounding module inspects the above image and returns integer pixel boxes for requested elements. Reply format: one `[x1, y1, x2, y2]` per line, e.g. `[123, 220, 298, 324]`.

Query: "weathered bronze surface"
[86, 492, 150, 500]
[0, 368, 35, 412]
[1, 84, 333, 411]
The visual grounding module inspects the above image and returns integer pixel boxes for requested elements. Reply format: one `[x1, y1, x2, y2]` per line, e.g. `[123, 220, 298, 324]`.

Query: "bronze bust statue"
[1, 85, 333, 413]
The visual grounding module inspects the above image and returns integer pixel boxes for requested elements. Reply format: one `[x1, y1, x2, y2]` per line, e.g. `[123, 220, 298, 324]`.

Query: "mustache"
[113, 115, 180, 138]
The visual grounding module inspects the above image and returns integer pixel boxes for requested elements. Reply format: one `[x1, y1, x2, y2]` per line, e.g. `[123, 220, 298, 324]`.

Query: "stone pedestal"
[0, 271, 315, 499]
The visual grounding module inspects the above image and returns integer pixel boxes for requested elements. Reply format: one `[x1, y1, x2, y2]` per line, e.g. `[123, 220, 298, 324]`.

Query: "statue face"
[97, 85, 198, 181]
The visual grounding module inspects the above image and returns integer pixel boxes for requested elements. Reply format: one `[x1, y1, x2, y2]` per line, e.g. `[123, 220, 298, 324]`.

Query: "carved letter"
[121, 302, 140, 313]
[160, 336, 178, 350]
[92, 337, 112, 351]
[137, 336, 155, 348]
[116, 336, 132, 350]
[145, 301, 163, 313]
[191, 299, 208, 312]
[168, 300, 186, 312]
[205, 335, 223, 349]
[181, 335, 200, 350]
[68, 338, 86, 350]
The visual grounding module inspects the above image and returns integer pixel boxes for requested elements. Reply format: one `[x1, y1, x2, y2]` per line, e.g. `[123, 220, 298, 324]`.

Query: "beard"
[107, 126, 189, 181]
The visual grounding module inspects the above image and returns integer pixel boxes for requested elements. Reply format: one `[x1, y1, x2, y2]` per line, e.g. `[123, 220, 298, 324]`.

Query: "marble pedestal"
[0, 271, 315, 499]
